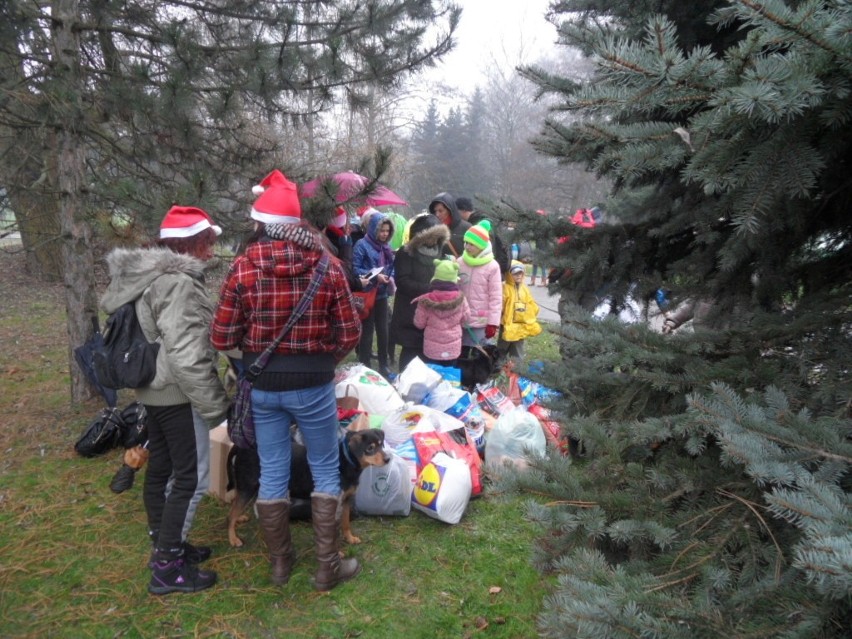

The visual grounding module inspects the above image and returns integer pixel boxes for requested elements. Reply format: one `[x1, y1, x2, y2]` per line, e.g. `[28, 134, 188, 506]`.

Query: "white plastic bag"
[395, 357, 442, 403]
[354, 450, 412, 516]
[411, 452, 472, 524]
[484, 406, 547, 470]
[382, 404, 465, 449]
[335, 364, 404, 416]
[425, 380, 468, 412]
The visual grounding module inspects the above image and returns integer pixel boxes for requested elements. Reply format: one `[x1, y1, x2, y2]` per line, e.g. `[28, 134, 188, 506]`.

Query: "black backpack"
[92, 302, 160, 390]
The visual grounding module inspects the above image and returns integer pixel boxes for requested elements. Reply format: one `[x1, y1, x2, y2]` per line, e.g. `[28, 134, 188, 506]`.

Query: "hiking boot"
[148, 556, 217, 595]
[149, 530, 211, 565]
[183, 541, 212, 564]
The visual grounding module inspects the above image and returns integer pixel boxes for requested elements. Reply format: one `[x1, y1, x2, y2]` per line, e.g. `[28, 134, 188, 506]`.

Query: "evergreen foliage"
[496, 1, 852, 635]
[1, 0, 460, 240]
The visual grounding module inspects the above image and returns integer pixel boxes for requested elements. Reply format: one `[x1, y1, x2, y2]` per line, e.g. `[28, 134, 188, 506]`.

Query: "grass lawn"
[0, 249, 561, 638]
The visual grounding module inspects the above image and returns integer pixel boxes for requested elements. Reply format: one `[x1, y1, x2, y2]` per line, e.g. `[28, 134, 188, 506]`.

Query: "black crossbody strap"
[246, 253, 330, 381]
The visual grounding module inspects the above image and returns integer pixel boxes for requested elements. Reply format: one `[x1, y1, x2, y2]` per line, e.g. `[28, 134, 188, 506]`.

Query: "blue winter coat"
[352, 211, 396, 300]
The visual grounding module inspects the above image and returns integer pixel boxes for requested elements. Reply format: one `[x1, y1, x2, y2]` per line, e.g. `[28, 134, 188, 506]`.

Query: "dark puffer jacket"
[428, 192, 470, 257]
[389, 216, 451, 349]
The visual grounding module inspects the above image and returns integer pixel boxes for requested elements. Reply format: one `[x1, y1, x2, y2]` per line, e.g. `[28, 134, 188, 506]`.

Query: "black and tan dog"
[226, 429, 389, 547]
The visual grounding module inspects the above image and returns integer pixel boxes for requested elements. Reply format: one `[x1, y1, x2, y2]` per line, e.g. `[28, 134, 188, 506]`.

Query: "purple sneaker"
[148, 557, 217, 595]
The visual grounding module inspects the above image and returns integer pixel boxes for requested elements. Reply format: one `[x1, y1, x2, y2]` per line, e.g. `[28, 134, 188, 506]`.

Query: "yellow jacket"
[501, 267, 542, 342]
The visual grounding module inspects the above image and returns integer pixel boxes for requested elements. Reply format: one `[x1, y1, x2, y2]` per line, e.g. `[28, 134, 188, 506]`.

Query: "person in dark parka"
[428, 192, 470, 257]
[389, 214, 451, 371]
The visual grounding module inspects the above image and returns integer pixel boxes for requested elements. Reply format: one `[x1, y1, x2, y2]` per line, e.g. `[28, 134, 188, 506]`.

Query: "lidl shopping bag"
[411, 452, 472, 524]
[412, 428, 482, 496]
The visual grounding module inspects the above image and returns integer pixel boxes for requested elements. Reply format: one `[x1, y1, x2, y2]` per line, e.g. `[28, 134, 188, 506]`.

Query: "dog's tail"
[226, 446, 238, 492]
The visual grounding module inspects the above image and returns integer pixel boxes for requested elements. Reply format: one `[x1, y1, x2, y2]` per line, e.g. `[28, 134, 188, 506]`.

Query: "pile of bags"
[336, 358, 566, 525]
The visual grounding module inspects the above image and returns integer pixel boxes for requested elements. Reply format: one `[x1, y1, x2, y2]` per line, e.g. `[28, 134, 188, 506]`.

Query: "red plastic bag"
[352, 286, 377, 320]
[528, 403, 568, 455]
[413, 428, 483, 496]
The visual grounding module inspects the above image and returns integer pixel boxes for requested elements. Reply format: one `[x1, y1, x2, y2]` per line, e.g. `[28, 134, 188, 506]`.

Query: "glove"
[485, 325, 498, 339]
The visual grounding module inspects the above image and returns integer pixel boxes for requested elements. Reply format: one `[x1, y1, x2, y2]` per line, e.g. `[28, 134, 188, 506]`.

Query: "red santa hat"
[331, 206, 348, 229]
[159, 206, 222, 239]
[250, 170, 302, 225]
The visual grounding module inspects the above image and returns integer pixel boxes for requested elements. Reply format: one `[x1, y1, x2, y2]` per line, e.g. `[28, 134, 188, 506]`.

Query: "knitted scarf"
[264, 223, 322, 251]
[462, 245, 494, 267]
[366, 232, 395, 268]
[416, 244, 441, 258]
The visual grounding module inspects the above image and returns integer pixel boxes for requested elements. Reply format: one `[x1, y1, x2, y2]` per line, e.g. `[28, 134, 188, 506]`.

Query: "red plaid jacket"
[211, 239, 360, 363]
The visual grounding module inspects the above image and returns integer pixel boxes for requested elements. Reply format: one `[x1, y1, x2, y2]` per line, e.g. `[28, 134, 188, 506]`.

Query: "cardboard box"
[208, 422, 233, 502]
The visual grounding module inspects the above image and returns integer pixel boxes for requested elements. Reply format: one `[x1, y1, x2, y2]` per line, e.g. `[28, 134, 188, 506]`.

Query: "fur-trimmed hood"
[404, 223, 450, 254]
[100, 247, 207, 313]
[412, 289, 466, 311]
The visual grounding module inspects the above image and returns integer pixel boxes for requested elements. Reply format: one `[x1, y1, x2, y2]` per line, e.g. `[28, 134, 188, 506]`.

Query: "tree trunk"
[0, 38, 63, 281]
[51, 0, 100, 403]
[7, 180, 64, 281]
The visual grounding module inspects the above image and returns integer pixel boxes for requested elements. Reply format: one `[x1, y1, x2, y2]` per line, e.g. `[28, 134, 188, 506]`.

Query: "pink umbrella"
[300, 171, 408, 207]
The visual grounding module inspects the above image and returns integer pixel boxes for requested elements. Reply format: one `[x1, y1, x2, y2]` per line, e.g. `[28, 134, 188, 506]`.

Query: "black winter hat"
[455, 196, 473, 212]
[409, 213, 442, 238]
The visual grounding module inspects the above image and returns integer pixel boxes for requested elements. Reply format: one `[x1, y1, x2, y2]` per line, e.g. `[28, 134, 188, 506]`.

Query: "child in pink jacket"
[413, 258, 471, 365]
[457, 220, 503, 345]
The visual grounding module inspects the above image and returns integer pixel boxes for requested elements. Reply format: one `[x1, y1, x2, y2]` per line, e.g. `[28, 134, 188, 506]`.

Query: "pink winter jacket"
[413, 290, 471, 361]
[457, 257, 502, 328]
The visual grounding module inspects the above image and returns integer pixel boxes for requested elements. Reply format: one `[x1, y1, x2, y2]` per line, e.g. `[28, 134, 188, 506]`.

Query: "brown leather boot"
[311, 492, 361, 591]
[256, 498, 294, 586]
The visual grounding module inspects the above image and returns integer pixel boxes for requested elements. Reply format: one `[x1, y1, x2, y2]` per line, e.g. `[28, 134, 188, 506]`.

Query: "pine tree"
[462, 88, 493, 198]
[495, 1, 852, 636]
[407, 99, 443, 210]
[1, 0, 459, 400]
[436, 106, 469, 194]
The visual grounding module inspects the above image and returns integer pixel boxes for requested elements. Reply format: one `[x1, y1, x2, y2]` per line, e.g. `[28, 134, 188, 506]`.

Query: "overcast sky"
[426, 0, 560, 91]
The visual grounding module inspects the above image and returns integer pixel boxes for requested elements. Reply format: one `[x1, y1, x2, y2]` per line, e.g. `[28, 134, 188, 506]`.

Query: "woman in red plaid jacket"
[211, 170, 361, 592]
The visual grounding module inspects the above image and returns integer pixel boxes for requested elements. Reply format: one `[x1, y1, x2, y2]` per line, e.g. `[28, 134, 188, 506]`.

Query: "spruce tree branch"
[717, 488, 785, 574]
[572, 613, 643, 639]
[767, 495, 833, 529]
[677, 502, 734, 529]
[664, 514, 749, 582]
[600, 53, 654, 78]
[544, 499, 599, 508]
[663, 547, 717, 579]
[644, 571, 699, 593]
[738, 0, 852, 62]
[756, 433, 852, 465]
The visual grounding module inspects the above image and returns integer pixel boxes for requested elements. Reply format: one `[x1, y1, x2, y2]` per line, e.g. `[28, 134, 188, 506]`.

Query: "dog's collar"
[341, 435, 356, 467]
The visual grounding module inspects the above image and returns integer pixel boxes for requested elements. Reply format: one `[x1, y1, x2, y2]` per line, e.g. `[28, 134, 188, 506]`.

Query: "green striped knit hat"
[463, 220, 492, 250]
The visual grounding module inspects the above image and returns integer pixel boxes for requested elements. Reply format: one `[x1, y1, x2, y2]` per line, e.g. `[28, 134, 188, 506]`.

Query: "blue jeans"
[251, 382, 341, 500]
